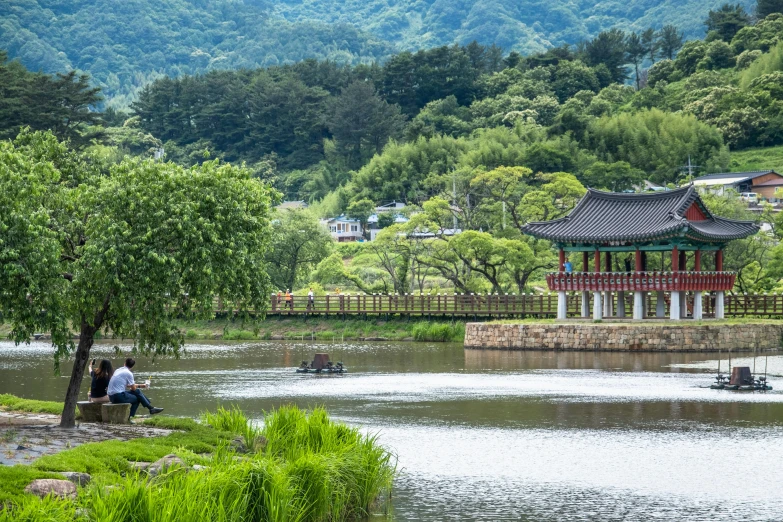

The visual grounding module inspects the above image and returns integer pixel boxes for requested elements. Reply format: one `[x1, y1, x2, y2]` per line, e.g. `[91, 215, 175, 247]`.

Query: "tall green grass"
[201, 405, 263, 451]
[263, 405, 396, 519]
[1, 405, 395, 521]
[411, 321, 465, 342]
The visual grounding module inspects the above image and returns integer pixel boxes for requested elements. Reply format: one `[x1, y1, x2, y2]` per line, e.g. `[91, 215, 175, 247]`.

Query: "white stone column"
[715, 291, 725, 319]
[633, 291, 644, 320]
[670, 291, 681, 320]
[693, 291, 703, 320]
[617, 291, 626, 318]
[642, 291, 648, 317]
[581, 291, 590, 318]
[603, 291, 613, 317]
[593, 291, 603, 321]
[656, 291, 666, 318]
[557, 291, 567, 320]
[680, 291, 687, 318]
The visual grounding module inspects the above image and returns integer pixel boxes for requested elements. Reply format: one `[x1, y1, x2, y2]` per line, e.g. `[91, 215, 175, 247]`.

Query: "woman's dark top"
[90, 370, 111, 398]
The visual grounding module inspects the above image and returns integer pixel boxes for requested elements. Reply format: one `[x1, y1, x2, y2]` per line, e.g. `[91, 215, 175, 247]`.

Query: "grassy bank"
[2, 317, 466, 343]
[0, 394, 65, 415]
[0, 400, 395, 521]
[177, 317, 466, 343]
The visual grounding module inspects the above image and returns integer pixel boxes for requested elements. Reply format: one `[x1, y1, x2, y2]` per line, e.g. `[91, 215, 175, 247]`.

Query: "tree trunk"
[60, 322, 96, 428]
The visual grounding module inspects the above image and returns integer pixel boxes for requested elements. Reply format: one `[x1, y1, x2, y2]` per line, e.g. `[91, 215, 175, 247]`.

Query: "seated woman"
[88, 359, 113, 403]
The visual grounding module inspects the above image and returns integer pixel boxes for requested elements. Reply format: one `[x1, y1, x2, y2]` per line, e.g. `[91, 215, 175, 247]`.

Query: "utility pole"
[452, 174, 458, 230]
[680, 155, 702, 184]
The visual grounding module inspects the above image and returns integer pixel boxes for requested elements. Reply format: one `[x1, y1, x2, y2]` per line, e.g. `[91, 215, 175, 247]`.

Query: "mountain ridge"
[0, 0, 756, 105]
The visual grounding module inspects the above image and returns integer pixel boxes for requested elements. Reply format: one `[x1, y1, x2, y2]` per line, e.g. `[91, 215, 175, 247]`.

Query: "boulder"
[24, 479, 77, 499]
[59, 472, 91, 486]
[130, 461, 151, 472]
[77, 401, 103, 423]
[230, 436, 247, 453]
[101, 403, 131, 424]
[147, 454, 187, 477]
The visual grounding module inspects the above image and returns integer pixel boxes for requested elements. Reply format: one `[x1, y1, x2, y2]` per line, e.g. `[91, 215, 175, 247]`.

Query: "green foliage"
[739, 40, 783, 87]
[411, 322, 466, 342]
[262, 405, 395, 517]
[705, 3, 751, 41]
[0, 467, 63, 505]
[327, 81, 407, 169]
[202, 405, 263, 451]
[756, 0, 783, 17]
[0, 394, 65, 415]
[658, 25, 686, 60]
[0, 52, 102, 147]
[585, 108, 727, 183]
[1, 405, 395, 522]
[0, 131, 278, 426]
[266, 210, 333, 292]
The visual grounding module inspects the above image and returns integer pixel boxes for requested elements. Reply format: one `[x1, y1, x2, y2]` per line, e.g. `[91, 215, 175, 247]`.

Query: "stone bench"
[76, 401, 131, 424]
[101, 403, 131, 424]
[76, 401, 103, 422]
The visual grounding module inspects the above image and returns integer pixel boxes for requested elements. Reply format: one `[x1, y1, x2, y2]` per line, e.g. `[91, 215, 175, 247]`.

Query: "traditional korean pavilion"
[521, 186, 759, 320]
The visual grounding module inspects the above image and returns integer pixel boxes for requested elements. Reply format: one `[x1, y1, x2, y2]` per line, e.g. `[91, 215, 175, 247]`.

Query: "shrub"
[411, 321, 466, 342]
[201, 405, 263, 450]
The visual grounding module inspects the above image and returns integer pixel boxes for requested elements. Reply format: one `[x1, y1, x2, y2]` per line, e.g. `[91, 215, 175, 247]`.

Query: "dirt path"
[0, 412, 173, 466]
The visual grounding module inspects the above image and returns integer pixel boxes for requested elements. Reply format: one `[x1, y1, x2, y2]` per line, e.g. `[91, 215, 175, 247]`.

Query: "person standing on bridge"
[308, 288, 314, 310]
[285, 289, 293, 311]
[564, 259, 573, 273]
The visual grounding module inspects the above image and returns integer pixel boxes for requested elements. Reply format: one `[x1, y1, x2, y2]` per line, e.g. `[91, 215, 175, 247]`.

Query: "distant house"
[408, 227, 462, 239]
[321, 215, 364, 242]
[367, 213, 409, 241]
[275, 200, 309, 211]
[375, 201, 406, 213]
[692, 170, 783, 200]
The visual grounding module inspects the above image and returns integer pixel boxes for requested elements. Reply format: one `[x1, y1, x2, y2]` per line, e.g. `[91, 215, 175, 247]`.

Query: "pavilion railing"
[264, 291, 783, 318]
[545, 271, 736, 292]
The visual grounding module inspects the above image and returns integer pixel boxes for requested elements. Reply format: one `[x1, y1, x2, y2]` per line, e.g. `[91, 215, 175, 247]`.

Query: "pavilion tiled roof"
[521, 186, 759, 244]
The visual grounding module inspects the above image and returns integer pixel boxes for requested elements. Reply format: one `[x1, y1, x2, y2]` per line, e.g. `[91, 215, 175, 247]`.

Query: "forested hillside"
[4, 3, 783, 295]
[0, 0, 755, 105]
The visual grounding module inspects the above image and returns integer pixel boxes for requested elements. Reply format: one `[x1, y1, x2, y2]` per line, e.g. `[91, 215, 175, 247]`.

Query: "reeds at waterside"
[0, 405, 396, 522]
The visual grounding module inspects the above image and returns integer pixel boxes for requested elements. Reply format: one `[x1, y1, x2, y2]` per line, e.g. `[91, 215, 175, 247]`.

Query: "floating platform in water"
[296, 353, 347, 374]
[709, 366, 772, 391]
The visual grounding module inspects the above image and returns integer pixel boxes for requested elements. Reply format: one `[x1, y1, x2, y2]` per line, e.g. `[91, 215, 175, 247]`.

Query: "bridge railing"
[263, 292, 783, 318]
[546, 271, 736, 292]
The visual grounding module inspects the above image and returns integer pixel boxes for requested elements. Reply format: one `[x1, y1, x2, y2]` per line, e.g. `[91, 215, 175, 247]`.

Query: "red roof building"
[521, 186, 759, 321]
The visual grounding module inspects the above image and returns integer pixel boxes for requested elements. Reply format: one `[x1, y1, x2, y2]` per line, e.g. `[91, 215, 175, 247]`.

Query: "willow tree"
[0, 131, 277, 427]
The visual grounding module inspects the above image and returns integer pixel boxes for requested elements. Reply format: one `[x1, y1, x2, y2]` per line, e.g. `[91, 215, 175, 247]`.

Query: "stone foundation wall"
[464, 323, 783, 351]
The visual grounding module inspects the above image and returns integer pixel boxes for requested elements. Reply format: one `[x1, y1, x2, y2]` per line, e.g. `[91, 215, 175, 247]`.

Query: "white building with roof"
[321, 215, 364, 242]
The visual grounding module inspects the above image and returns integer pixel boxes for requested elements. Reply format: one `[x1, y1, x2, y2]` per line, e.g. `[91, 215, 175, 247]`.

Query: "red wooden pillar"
[716, 249, 724, 272]
[583, 251, 589, 273]
[594, 249, 601, 273]
[672, 246, 679, 272]
[679, 250, 687, 272]
[694, 250, 702, 271]
[634, 248, 643, 272]
[604, 251, 612, 272]
[559, 249, 565, 272]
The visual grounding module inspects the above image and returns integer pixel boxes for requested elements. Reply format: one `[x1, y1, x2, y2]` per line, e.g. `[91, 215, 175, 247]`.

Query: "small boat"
[296, 353, 348, 374]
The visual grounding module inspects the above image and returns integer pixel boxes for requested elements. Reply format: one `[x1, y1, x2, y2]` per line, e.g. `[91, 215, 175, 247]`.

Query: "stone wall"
[464, 322, 783, 351]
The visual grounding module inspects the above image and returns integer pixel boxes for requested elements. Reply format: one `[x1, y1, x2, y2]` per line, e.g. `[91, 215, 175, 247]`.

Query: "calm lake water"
[2, 340, 783, 521]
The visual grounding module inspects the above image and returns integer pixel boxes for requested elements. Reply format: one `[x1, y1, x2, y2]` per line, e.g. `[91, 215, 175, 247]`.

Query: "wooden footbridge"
[267, 293, 783, 319]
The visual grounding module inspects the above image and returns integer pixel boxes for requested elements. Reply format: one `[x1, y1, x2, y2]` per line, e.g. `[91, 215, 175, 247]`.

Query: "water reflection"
[1, 340, 782, 521]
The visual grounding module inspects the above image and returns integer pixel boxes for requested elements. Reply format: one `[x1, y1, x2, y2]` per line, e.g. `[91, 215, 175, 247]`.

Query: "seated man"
[107, 357, 164, 418]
